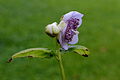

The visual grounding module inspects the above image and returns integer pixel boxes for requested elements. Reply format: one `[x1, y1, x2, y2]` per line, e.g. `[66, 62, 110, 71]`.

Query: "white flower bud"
[45, 22, 60, 37]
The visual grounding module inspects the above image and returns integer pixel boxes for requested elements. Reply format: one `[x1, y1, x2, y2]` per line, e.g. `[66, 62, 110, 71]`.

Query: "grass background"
[0, 0, 120, 80]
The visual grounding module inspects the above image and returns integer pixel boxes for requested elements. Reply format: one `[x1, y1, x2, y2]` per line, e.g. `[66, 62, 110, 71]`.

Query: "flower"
[45, 22, 60, 37]
[57, 11, 84, 50]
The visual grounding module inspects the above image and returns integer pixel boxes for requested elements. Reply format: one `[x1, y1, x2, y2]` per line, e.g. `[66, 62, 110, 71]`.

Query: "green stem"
[55, 38, 66, 80]
[56, 51, 66, 80]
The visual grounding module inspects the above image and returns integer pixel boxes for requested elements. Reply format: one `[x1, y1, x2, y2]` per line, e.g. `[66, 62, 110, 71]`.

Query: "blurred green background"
[0, 0, 120, 80]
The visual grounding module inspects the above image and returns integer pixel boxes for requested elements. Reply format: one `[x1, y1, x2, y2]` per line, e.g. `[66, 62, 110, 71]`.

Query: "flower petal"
[57, 32, 69, 50]
[63, 11, 83, 27]
[62, 43, 69, 50]
[68, 33, 78, 44]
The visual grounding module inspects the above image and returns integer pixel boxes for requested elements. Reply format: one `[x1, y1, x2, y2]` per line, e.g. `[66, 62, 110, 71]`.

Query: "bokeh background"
[0, 0, 120, 80]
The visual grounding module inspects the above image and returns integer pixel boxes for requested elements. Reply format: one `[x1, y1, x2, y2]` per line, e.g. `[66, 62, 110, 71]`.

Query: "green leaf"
[8, 48, 54, 62]
[61, 45, 90, 57]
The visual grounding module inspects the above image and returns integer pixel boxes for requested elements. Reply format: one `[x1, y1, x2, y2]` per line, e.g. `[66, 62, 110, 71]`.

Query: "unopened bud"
[45, 22, 60, 37]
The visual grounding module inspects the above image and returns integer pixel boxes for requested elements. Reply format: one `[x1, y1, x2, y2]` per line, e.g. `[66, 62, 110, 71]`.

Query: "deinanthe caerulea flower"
[57, 11, 84, 50]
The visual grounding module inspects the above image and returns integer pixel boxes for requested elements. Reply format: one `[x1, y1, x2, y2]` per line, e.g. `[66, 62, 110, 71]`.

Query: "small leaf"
[61, 45, 90, 57]
[8, 48, 54, 62]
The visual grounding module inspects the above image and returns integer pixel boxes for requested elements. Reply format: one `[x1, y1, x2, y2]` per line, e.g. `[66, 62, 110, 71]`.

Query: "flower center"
[64, 18, 79, 42]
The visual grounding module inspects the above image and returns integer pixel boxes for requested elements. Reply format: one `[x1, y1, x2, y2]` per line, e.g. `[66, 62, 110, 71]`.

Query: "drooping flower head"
[58, 11, 84, 50]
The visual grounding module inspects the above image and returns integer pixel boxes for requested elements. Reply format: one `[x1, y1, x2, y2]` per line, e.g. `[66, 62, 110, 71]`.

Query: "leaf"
[61, 45, 90, 57]
[8, 48, 54, 62]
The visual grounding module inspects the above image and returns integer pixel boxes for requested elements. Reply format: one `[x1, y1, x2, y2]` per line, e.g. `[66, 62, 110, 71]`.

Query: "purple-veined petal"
[63, 11, 83, 27]
[57, 31, 69, 50]
[57, 21, 69, 50]
[68, 33, 79, 44]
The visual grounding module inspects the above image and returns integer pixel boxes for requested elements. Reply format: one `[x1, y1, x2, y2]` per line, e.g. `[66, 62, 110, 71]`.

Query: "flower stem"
[56, 51, 66, 80]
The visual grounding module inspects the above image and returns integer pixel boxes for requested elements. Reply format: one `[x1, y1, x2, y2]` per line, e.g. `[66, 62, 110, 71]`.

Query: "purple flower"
[57, 11, 84, 50]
